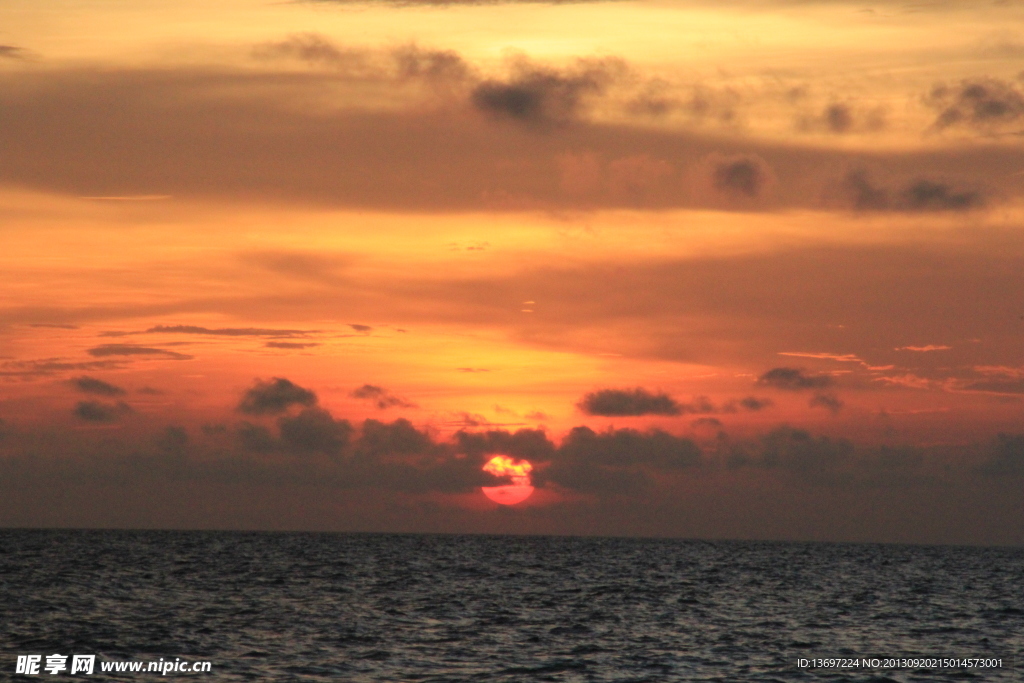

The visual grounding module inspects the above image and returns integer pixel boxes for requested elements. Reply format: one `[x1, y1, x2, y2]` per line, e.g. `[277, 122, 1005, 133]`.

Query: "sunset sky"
[2, 0, 1024, 544]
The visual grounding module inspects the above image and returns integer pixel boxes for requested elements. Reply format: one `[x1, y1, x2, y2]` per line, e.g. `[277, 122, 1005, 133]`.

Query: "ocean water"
[1, 530, 1021, 682]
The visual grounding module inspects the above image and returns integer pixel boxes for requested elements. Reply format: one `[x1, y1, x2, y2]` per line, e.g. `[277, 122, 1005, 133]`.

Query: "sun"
[481, 455, 535, 505]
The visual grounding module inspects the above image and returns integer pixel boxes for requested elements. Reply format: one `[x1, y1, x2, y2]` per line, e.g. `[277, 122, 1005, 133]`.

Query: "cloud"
[711, 154, 771, 197]
[0, 358, 121, 379]
[265, 341, 320, 349]
[577, 388, 682, 416]
[903, 180, 981, 211]
[0, 46, 27, 60]
[470, 57, 624, 125]
[144, 324, 314, 337]
[237, 422, 279, 452]
[981, 433, 1024, 476]
[74, 400, 133, 422]
[86, 344, 192, 360]
[350, 384, 415, 409]
[824, 103, 853, 133]
[808, 392, 844, 414]
[254, 33, 368, 69]
[843, 169, 890, 210]
[798, 102, 886, 135]
[543, 426, 701, 494]
[757, 367, 833, 390]
[843, 170, 981, 211]
[156, 426, 189, 459]
[70, 376, 126, 397]
[1, 63, 1021, 213]
[738, 396, 773, 411]
[279, 408, 353, 455]
[756, 426, 853, 480]
[349, 324, 372, 333]
[355, 418, 435, 459]
[558, 426, 701, 469]
[896, 345, 951, 352]
[443, 412, 525, 427]
[455, 428, 556, 462]
[727, 426, 929, 489]
[305, 0, 623, 5]
[778, 351, 862, 362]
[254, 35, 471, 85]
[959, 379, 1024, 394]
[927, 78, 1024, 131]
[238, 377, 318, 415]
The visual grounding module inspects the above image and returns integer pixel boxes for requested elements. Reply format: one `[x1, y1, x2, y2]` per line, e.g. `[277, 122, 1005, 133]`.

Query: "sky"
[1, 0, 1024, 544]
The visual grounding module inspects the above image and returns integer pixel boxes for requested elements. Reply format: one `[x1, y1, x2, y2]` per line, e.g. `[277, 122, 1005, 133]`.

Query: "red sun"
[481, 455, 534, 505]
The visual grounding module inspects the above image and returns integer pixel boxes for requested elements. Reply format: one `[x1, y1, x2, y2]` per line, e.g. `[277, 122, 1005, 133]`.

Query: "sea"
[1, 530, 1021, 682]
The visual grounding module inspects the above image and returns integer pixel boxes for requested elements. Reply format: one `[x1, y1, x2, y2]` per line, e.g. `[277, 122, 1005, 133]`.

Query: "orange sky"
[1, 0, 1024, 543]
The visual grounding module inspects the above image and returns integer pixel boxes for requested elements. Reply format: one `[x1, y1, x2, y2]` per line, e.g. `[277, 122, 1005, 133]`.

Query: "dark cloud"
[74, 400, 132, 422]
[711, 154, 769, 197]
[808, 392, 844, 414]
[0, 358, 120, 379]
[86, 344, 192, 360]
[306, 0, 624, 5]
[455, 428, 556, 463]
[254, 35, 470, 84]
[844, 170, 981, 211]
[722, 396, 774, 412]
[237, 422, 279, 452]
[70, 376, 126, 397]
[981, 433, 1024, 476]
[843, 169, 891, 210]
[350, 384, 415, 409]
[824, 103, 853, 133]
[0, 46, 27, 60]
[799, 102, 885, 135]
[265, 341, 320, 349]
[156, 426, 189, 459]
[392, 44, 471, 82]
[0, 66, 1020, 213]
[960, 378, 1024, 394]
[28, 323, 78, 329]
[902, 179, 980, 211]
[444, 412, 525, 428]
[738, 396, 773, 411]
[144, 324, 314, 337]
[757, 368, 834, 390]
[681, 396, 717, 414]
[279, 408, 353, 455]
[238, 377, 318, 415]
[759, 427, 852, 477]
[726, 427, 945, 489]
[470, 58, 624, 125]
[349, 324, 372, 333]
[927, 78, 1024, 131]
[578, 388, 682, 416]
[543, 426, 701, 494]
[355, 418, 434, 459]
[254, 33, 367, 69]
[557, 426, 701, 470]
